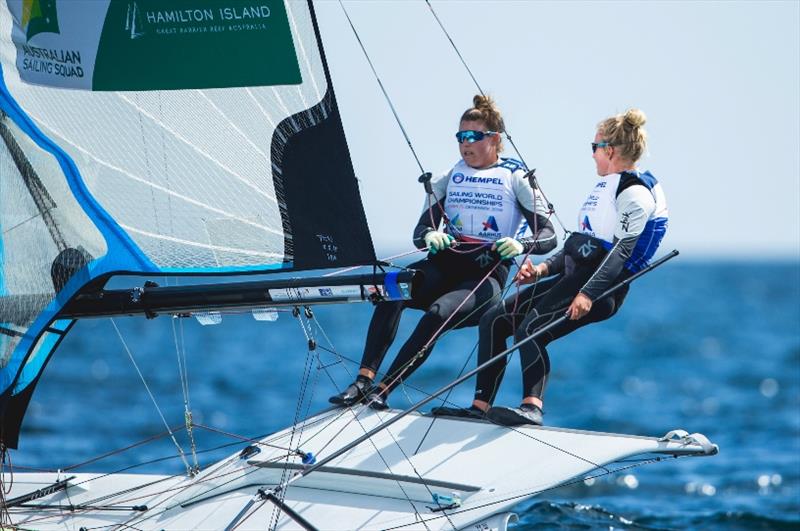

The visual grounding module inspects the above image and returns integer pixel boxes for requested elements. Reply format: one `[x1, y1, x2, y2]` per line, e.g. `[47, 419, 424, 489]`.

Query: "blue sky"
[315, 1, 799, 259]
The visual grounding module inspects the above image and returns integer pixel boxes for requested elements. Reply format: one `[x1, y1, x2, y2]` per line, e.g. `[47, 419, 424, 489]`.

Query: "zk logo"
[475, 251, 493, 268]
[577, 239, 596, 258]
[581, 215, 593, 232]
[482, 216, 499, 232]
[452, 172, 465, 184]
[21, 0, 59, 41]
[620, 211, 632, 232]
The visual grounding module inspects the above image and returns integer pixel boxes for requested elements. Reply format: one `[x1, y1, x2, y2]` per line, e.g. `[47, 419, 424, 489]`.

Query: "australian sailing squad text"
[21, 46, 82, 78]
[145, 6, 271, 24]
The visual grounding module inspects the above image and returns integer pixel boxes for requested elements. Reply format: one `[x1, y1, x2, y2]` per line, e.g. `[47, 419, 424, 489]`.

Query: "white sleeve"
[420, 168, 451, 214]
[510, 169, 548, 216]
[614, 185, 656, 240]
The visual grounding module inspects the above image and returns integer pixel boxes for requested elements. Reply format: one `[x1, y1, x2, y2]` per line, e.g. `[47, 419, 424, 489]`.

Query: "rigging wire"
[338, 0, 463, 243]
[110, 318, 192, 475]
[306, 320, 450, 530]
[171, 316, 199, 474]
[337, 0, 426, 174]
[264, 254, 678, 499]
[0, 445, 12, 526]
[423, 0, 571, 236]
[291, 313, 438, 528]
[368, 211, 555, 418]
[270, 307, 321, 529]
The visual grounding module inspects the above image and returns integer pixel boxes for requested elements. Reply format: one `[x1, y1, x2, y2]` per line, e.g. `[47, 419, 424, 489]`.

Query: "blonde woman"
[330, 95, 557, 410]
[434, 108, 668, 425]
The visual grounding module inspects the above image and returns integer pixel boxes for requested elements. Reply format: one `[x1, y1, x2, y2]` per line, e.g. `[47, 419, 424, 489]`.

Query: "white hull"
[3, 408, 716, 530]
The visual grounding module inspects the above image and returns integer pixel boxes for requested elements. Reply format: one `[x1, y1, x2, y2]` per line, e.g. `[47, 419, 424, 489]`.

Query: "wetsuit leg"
[359, 258, 450, 373]
[516, 267, 627, 399]
[473, 277, 559, 404]
[380, 275, 503, 391]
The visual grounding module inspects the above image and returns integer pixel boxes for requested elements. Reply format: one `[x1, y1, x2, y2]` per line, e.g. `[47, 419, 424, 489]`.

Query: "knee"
[376, 300, 405, 315]
[423, 302, 452, 324]
[479, 303, 504, 328]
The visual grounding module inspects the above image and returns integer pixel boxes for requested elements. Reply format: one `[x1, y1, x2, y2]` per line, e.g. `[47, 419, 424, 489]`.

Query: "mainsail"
[0, 0, 378, 448]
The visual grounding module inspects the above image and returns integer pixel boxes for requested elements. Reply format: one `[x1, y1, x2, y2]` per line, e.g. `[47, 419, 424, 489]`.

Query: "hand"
[492, 237, 524, 260]
[514, 259, 547, 285]
[566, 292, 592, 320]
[424, 231, 455, 255]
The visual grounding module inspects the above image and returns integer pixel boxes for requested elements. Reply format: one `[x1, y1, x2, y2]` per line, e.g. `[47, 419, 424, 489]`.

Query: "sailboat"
[0, 1, 716, 529]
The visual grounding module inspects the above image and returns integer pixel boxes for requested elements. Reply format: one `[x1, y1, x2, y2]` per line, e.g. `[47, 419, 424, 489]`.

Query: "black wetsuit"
[362, 198, 555, 393]
[473, 170, 668, 404]
[473, 259, 630, 402]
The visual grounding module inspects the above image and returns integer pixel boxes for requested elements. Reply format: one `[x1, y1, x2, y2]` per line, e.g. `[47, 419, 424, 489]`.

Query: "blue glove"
[493, 237, 524, 259]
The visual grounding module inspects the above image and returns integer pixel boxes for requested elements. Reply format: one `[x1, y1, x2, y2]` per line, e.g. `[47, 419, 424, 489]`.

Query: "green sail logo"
[21, 0, 60, 41]
[92, 0, 302, 91]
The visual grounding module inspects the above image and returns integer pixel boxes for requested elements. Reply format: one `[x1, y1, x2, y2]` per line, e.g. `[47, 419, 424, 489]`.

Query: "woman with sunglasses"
[329, 95, 556, 410]
[432, 108, 668, 425]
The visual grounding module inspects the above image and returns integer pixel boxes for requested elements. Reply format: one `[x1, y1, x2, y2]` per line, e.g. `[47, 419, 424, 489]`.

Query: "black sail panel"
[273, 89, 375, 269]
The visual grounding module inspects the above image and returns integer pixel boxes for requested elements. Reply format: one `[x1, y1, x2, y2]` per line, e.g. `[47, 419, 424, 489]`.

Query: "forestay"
[0, 0, 375, 448]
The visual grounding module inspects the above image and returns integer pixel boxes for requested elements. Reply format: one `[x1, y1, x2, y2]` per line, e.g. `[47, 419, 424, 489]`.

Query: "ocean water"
[13, 260, 800, 530]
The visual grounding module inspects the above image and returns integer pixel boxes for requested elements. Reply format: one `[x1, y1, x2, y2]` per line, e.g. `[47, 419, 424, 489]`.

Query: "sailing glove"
[493, 237, 524, 259]
[424, 231, 455, 255]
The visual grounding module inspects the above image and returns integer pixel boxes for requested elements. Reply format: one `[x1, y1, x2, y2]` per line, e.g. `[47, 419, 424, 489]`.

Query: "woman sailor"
[432, 108, 668, 425]
[330, 95, 556, 410]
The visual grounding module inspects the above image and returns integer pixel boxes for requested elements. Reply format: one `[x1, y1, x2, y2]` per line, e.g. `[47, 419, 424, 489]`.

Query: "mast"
[0, 111, 66, 252]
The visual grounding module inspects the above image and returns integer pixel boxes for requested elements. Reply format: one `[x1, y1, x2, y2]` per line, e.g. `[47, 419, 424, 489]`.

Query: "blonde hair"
[460, 94, 504, 152]
[597, 108, 648, 163]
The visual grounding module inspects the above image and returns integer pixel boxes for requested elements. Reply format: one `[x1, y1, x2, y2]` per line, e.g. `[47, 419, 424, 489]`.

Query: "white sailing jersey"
[577, 170, 669, 272]
[427, 158, 545, 242]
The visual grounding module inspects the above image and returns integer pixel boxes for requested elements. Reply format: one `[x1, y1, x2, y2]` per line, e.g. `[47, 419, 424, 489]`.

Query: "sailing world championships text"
[145, 5, 272, 24]
[21, 45, 83, 79]
[448, 191, 505, 209]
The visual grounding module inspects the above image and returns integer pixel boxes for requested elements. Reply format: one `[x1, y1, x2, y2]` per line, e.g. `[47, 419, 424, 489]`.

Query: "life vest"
[576, 170, 669, 272]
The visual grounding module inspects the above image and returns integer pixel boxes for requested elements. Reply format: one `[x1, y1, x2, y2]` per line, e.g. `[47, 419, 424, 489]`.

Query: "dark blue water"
[14, 261, 800, 529]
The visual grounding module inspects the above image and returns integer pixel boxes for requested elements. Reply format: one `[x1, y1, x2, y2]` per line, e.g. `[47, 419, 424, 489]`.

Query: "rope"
[0, 445, 12, 526]
[423, 0, 571, 236]
[110, 318, 192, 474]
[338, 0, 426, 174]
[362, 259, 503, 409]
[171, 316, 199, 474]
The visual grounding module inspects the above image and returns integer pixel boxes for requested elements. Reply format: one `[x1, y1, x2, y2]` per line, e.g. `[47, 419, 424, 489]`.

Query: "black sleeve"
[579, 234, 639, 299]
[517, 205, 557, 255]
[544, 248, 566, 276]
[412, 197, 445, 250]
